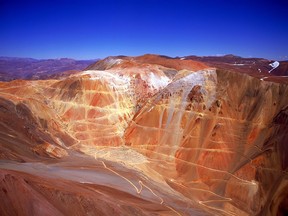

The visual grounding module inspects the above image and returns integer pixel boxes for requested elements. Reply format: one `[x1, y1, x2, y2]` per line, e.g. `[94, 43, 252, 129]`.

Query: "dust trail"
[100, 160, 182, 215]
[198, 200, 237, 216]
[101, 161, 142, 194]
[139, 181, 164, 204]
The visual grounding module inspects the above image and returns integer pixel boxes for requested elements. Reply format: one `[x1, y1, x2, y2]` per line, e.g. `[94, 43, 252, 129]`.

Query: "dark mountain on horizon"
[0, 57, 98, 81]
[183, 54, 288, 76]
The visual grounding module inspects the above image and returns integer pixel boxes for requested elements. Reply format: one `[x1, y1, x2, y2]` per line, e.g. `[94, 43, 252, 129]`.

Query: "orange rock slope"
[0, 55, 288, 216]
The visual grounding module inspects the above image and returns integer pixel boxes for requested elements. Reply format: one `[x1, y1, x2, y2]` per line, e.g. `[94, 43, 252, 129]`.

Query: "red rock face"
[125, 68, 288, 215]
[0, 55, 288, 216]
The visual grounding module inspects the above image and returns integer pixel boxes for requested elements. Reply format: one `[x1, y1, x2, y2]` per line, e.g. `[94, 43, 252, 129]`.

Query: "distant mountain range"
[0, 57, 98, 81]
[0, 54, 287, 82]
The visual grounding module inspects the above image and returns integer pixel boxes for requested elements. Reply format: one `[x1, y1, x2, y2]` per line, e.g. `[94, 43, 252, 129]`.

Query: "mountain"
[184, 54, 288, 77]
[0, 57, 97, 81]
[0, 54, 288, 216]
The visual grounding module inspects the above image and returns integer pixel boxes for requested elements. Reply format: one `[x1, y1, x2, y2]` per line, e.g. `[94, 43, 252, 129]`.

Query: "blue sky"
[1, 0, 288, 60]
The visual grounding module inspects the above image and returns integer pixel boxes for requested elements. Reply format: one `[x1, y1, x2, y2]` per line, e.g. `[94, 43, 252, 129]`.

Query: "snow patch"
[269, 61, 280, 73]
